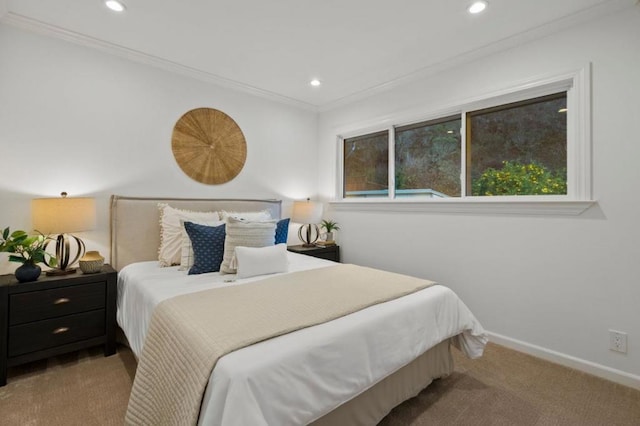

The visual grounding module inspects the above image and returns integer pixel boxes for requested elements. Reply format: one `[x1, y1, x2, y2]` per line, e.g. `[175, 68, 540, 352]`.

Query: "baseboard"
[487, 331, 640, 390]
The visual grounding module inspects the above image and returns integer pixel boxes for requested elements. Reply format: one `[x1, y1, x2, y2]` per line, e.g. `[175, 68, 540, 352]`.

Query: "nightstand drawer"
[8, 309, 106, 357]
[9, 282, 106, 325]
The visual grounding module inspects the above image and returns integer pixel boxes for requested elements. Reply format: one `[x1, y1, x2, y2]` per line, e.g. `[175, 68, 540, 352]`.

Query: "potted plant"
[320, 220, 340, 243]
[0, 227, 57, 282]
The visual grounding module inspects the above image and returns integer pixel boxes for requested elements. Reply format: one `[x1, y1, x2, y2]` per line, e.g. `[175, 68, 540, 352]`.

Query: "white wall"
[318, 8, 640, 385]
[0, 24, 318, 272]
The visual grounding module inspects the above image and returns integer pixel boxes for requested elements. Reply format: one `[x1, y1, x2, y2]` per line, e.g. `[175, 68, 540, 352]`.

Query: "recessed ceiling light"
[468, 1, 487, 14]
[310, 79, 322, 87]
[105, 0, 126, 12]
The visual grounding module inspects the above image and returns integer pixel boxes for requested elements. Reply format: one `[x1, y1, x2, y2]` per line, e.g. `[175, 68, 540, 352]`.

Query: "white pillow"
[179, 218, 225, 271]
[157, 204, 220, 267]
[235, 244, 289, 279]
[220, 217, 277, 274]
[220, 210, 272, 222]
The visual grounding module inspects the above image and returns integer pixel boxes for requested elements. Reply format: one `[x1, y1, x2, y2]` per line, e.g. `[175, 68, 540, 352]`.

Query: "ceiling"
[0, 0, 633, 109]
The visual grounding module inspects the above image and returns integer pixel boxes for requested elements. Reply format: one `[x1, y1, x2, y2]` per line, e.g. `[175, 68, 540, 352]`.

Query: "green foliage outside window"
[472, 161, 567, 196]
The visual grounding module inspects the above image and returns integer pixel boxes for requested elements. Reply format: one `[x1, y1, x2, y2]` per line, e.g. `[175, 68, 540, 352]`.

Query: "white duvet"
[117, 253, 487, 426]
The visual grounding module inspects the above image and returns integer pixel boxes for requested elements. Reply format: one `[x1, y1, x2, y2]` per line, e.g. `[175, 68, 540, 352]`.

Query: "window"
[467, 93, 567, 196]
[343, 131, 389, 198]
[336, 67, 592, 214]
[343, 92, 568, 199]
[395, 116, 461, 198]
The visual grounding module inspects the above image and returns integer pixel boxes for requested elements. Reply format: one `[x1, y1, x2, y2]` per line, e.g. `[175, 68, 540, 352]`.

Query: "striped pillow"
[220, 217, 277, 274]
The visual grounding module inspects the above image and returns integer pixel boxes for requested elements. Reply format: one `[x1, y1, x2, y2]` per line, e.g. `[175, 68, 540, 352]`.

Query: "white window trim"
[333, 64, 595, 216]
[330, 198, 594, 215]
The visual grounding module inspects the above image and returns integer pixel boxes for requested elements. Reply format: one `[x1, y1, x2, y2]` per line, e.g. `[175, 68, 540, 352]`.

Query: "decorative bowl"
[79, 251, 104, 274]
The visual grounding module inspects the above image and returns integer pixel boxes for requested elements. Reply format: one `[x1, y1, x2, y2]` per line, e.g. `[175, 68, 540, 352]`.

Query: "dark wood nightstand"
[0, 265, 117, 386]
[287, 244, 340, 262]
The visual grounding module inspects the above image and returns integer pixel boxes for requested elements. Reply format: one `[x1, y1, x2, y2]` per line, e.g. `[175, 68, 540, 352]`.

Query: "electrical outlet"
[609, 330, 628, 353]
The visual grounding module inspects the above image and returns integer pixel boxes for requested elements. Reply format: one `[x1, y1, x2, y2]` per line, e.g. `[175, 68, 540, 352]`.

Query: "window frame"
[332, 65, 594, 215]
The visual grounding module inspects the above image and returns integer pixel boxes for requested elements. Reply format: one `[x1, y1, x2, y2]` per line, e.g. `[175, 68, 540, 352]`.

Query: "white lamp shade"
[32, 197, 96, 234]
[292, 200, 323, 224]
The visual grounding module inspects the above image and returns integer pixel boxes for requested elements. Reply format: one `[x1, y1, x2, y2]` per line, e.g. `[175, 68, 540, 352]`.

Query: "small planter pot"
[15, 262, 42, 283]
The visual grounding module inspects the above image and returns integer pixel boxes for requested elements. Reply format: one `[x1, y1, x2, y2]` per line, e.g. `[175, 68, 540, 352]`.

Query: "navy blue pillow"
[275, 218, 290, 244]
[184, 221, 226, 275]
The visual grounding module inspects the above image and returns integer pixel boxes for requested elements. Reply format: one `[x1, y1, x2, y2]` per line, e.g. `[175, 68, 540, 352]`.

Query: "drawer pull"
[54, 298, 70, 305]
[53, 327, 70, 334]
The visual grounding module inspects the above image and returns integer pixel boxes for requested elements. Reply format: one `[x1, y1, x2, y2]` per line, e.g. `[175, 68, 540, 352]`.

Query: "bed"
[111, 195, 487, 425]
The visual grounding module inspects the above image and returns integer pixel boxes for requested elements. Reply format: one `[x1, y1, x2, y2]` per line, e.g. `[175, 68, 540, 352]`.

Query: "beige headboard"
[110, 195, 282, 271]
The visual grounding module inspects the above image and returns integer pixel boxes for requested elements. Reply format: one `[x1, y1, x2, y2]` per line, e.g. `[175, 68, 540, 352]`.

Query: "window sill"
[329, 199, 596, 216]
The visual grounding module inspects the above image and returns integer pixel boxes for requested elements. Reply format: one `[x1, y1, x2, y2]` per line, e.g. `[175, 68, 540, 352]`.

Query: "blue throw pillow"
[184, 221, 226, 275]
[275, 218, 290, 244]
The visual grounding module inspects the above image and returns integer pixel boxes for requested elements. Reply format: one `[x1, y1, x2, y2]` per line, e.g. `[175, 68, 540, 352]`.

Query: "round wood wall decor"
[171, 108, 247, 185]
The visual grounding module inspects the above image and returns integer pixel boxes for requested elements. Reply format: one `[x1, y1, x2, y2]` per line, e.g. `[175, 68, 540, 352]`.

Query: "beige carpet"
[382, 344, 640, 426]
[1, 343, 639, 425]
[0, 346, 136, 426]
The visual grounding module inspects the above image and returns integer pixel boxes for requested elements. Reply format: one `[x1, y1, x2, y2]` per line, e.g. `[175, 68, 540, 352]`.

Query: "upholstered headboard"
[109, 195, 282, 271]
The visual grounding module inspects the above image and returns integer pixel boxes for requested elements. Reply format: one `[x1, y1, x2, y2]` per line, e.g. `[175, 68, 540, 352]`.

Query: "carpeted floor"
[381, 344, 640, 425]
[1, 342, 639, 425]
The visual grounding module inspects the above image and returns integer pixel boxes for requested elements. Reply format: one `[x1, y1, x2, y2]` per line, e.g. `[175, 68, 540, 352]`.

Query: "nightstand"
[0, 265, 117, 386]
[287, 244, 340, 262]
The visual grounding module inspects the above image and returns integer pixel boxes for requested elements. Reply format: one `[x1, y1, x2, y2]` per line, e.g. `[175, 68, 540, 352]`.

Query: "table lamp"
[292, 199, 323, 247]
[32, 192, 96, 275]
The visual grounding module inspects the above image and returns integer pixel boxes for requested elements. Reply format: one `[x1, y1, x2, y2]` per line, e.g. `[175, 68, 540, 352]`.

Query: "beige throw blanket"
[125, 264, 436, 425]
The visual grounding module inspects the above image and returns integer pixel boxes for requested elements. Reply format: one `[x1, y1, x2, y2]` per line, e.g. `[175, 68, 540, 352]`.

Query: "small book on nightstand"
[315, 240, 336, 247]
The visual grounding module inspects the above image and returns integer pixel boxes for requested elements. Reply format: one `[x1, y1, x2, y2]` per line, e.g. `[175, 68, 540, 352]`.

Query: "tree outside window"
[468, 93, 567, 196]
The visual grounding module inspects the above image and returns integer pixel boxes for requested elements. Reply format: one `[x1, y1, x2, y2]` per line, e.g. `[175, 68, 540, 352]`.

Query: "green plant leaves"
[320, 220, 340, 232]
[0, 227, 57, 265]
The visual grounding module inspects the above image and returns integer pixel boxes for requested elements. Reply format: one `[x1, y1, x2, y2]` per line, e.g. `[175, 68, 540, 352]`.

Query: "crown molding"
[0, 12, 319, 112]
[318, 0, 634, 112]
[1, 0, 633, 113]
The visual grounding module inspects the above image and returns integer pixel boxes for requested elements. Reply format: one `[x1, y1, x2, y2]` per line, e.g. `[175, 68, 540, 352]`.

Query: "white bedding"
[117, 253, 487, 426]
